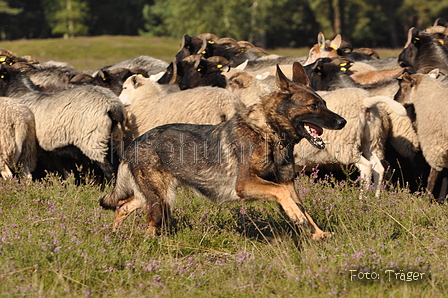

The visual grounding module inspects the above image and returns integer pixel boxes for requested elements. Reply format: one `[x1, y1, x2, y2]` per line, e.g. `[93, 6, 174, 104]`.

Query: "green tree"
[140, 0, 320, 48]
[43, 0, 89, 38]
[140, 0, 254, 41]
[87, 0, 149, 36]
[0, 0, 22, 14]
[0, 0, 22, 39]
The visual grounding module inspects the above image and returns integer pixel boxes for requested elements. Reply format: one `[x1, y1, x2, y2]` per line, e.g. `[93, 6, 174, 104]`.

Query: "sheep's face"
[119, 74, 144, 106]
[303, 32, 341, 66]
[394, 71, 421, 105]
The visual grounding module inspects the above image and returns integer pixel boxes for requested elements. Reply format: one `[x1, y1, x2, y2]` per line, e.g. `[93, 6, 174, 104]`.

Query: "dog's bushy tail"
[100, 162, 134, 210]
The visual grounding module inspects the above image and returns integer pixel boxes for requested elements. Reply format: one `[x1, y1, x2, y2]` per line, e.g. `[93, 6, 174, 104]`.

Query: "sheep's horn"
[10, 62, 35, 70]
[169, 58, 178, 85]
[237, 41, 256, 49]
[197, 33, 219, 42]
[182, 54, 201, 63]
[195, 37, 207, 55]
[245, 46, 268, 55]
[424, 25, 448, 34]
[0, 49, 17, 58]
[354, 48, 380, 59]
[433, 17, 447, 27]
[179, 34, 190, 52]
[0, 49, 18, 65]
[192, 54, 202, 70]
[18, 55, 39, 64]
[404, 27, 417, 49]
[216, 37, 239, 47]
[207, 56, 230, 66]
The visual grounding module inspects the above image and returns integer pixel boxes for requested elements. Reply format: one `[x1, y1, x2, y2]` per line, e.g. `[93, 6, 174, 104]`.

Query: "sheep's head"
[398, 27, 448, 72]
[394, 70, 422, 106]
[119, 74, 145, 106]
[178, 55, 229, 90]
[304, 32, 341, 66]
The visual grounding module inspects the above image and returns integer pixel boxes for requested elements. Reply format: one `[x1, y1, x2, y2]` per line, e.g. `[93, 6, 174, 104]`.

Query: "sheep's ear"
[69, 73, 93, 84]
[149, 71, 165, 82]
[291, 62, 310, 87]
[97, 69, 110, 82]
[317, 32, 326, 49]
[131, 75, 143, 88]
[229, 76, 245, 89]
[255, 71, 270, 80]
[330, 34, 342, 50]
[428, 68, 440, 78]
[235, 60, 248, 70]
[400, 71, 417, 87]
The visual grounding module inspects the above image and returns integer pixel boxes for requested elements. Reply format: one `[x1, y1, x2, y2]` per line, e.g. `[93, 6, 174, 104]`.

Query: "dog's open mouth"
[303, 122, 325, 149]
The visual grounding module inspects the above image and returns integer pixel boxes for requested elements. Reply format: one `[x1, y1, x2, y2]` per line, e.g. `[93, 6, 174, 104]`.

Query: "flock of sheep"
[1, 19, 448, 201]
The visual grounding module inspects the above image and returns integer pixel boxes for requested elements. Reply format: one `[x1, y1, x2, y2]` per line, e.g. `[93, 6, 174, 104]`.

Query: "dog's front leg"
[285, 184, 330, 240]
[236, 175, 308, 224]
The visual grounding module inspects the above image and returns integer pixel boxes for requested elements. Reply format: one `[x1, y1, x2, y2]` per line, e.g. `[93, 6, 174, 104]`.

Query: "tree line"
[1, 0, 448, 49]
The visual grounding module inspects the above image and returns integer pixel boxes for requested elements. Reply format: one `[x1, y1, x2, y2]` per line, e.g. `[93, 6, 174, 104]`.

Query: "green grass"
[0, 36, 402, 71]
[0, 170, 446, 297]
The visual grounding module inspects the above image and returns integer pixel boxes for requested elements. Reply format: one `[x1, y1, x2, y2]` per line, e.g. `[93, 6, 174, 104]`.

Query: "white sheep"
[226, 71, 274, 106]
[395, 70, 448, 199]
[102, 55, 169, 75]
[2, 67, 126, 180]
[294, 87, 412, 197]
[0, 97, 37, 179]
[120, 74, 245, 149]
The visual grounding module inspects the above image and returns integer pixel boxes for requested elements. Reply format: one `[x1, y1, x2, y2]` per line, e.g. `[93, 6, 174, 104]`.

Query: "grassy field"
[0, 36, 443, 297]
[0, 171, 446, 297]
[0, 35, 402, 71]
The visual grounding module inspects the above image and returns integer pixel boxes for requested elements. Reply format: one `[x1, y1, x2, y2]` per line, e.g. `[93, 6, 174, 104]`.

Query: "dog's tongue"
[304, 123, 323, 137]
[304, 123, 325, 149]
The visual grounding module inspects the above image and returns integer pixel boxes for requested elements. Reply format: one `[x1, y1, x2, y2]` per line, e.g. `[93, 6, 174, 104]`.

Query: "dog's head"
[262, 62, 346, 149]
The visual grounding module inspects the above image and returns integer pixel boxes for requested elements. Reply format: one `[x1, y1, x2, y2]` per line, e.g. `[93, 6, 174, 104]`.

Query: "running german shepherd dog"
[100, 62, 346, 240]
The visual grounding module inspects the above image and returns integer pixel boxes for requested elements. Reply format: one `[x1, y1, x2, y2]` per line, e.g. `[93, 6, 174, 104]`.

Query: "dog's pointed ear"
[276, 63, 310, 92]
[275, 64, 294, 93]
[291, 62, 311, 87]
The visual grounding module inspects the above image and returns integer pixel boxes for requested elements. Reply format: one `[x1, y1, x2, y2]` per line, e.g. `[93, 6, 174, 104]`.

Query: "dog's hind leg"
[146, 201, 171, 236]
[113, 195, 145, 231]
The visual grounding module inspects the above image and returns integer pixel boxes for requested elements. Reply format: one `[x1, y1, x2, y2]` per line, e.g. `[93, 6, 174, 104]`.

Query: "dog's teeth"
[305, 124, 311, 134]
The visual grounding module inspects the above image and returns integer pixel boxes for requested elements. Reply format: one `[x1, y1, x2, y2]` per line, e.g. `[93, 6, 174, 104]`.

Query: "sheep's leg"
[427, 167, 441, 202]
[0, 162, 13, 179]
[355, 156, 373, 198]
[437, 169, 448, 202]
[95, 158, 114, 181]
[370, 154, 384, 198]
[21, 164, 33, 181]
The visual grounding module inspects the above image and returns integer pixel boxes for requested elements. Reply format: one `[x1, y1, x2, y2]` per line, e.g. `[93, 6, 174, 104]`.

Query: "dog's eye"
[308, 103, 318, 110]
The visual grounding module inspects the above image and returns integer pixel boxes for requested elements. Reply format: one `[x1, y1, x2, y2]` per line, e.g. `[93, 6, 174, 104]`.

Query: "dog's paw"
[146, 226, 158, 237]
[312, 231, 334, 241]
